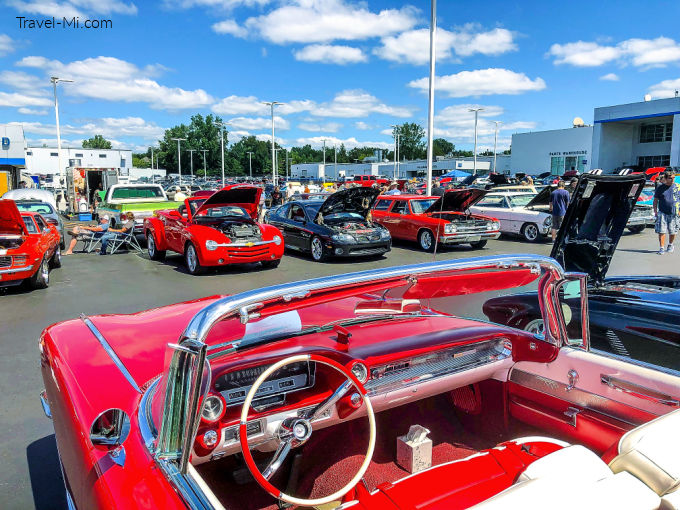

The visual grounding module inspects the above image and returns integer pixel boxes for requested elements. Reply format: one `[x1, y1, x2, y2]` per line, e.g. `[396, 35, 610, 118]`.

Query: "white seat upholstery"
[517, 445, 613, 483]
[662, 490, 680, 510]
[610, 409, 680, 498]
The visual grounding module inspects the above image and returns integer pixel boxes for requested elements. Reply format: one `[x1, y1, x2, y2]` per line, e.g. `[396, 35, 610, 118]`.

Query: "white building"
[511, 126, 593, 174]
[25, 146, 132, 176]
[0, 124, 27, 191]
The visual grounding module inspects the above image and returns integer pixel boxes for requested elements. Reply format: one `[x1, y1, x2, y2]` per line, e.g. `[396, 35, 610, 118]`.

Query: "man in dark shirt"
[550, 180, 570, 241]
[653, 169, 679, 255]
[431, 180, 445, 197]
[270, 186, 283, 207]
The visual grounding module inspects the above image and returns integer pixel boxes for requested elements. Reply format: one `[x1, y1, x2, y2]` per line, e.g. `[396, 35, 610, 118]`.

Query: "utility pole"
[187, 149, 195, 181]
[469, 107, 484, 175]
[493, 121, 501, 173]
[50, 76, 73, 188]
[425, 0, 437, 195]
[201, 149, 208, 177]
[171, 137, 186, 181]
[263, 101, 283, 185]
[285, 149, 289, 180]
[334, 145, 338, 181]
[246, 151, 253, 179]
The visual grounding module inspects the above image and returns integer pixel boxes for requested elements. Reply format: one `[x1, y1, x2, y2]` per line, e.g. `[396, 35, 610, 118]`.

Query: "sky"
[1, 0, 680, 155]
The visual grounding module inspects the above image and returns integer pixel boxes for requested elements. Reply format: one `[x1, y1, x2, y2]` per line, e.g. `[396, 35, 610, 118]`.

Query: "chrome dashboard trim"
[80, 314, 141, 393]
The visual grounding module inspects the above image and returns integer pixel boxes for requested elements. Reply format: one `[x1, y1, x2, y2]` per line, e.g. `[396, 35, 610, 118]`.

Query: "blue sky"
[1, 0, 680, 154]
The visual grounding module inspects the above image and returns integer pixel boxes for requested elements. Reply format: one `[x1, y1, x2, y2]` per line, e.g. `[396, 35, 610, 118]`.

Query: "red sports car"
[0, 199, 61, 289]
[144, 185, 284, 274]
[39, 256, 680, 509]
[372, 189, 500, 251]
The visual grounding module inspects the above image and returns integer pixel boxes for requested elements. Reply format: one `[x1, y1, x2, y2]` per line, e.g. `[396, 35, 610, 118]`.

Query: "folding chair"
[82, 232, 104, 253]
[108, 230, 143, 254]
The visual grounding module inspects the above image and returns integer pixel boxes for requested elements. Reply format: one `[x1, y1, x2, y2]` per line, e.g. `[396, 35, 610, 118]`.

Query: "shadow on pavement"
[27, 435, 66, 510]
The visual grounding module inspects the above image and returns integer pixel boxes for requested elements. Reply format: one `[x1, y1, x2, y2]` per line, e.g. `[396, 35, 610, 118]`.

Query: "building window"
[50, 152, 58, 157]
[550, 156, 564, 174]
[99, 154, 107, 158]
[637, 155, 670, 168]
[75, 153, 83, 157]
[639, 122, 673, 143]
[26, 151, 32, 156]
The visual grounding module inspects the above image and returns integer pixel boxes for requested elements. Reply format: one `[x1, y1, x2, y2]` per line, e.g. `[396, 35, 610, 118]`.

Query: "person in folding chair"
[100, 212, 140, 255]
[64, 215, 110, 255]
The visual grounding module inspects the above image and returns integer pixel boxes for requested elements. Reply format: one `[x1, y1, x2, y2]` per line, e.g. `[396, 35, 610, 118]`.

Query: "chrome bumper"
[0, 266, 32, 275]
[627, 216, 653, 226]
[440, 232, 500, 244]
[208, 239, 278, 249]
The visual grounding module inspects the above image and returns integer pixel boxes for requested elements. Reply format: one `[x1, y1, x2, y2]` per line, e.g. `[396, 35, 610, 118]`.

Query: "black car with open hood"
[482, 173, 680, 373]
[266, 187, 391, 262]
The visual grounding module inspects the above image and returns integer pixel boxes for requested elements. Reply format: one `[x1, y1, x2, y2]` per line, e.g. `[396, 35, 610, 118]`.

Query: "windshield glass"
[303, 203, 323, 217]
[410, 199, 437, 213]
[15, 203, 55, 215]
[111, 186, 164, 199]
[325, 212, 364, 221]
[194, 203, 249, 218]
[508, 195, 535, 207]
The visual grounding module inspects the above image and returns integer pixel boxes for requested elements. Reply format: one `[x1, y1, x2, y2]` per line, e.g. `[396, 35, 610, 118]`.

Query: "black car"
[266, 187, 391, 262]
[483, 173, 680, 372]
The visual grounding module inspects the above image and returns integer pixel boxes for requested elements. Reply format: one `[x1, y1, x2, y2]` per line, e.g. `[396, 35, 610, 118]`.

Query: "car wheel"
[147, 233, 166, 260]
[50, 244, 62, 269]
[261, 259, 281, 269]
[185, 243, 204, 275]
[310, 236, 327, 262]
[418, 229, 435, 252]
[521, 223, 540, 242]
[470, 240, 488, 249]
[628, 225, 645, 234]
[524, 318, 545, 336]
[29, 256, 50, 289]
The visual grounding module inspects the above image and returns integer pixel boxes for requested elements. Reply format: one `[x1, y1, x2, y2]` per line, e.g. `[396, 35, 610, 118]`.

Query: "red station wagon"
[372, 190, 501, 251]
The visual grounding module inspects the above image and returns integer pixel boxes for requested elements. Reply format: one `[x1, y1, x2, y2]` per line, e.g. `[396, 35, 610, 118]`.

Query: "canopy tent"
[439, 169, 471, 182]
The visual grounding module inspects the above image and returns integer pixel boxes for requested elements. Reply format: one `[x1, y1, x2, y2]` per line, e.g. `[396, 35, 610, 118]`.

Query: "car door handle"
[600, 374, 680, 407]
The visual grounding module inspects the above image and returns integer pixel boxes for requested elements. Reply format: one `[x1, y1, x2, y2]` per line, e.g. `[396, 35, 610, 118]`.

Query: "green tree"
[82, 134, 112, 149]
[158, 114, 226, 176]
[393, 123, 426, 160]
[132, 153, 150, 168]
[433, 138, 455, 158]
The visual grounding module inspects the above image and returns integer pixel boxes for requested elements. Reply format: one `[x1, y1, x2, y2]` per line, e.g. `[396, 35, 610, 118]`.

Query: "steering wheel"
[239, 354, 376, 507]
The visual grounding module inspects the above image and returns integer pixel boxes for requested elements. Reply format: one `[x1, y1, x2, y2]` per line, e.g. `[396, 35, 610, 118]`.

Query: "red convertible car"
[0, 199, 61, 289]
[39, 255, 680, 509]
[144, 185, 284, 274]
[372, 190, 500, 251]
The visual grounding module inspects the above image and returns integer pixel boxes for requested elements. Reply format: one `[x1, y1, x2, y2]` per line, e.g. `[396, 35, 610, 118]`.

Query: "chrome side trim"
[601, 374, 680, 407]
[590, 348, 680, 378]
[80, 314, 141, 394]
[65, 485, 77, 510]
[509, 368, 650, 426]
[40, 390, 52, 419]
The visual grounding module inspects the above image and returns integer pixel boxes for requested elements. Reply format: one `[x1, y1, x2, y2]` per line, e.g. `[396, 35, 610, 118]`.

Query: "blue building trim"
[594, 111, 680, 123]
[0, 158, 26, 165]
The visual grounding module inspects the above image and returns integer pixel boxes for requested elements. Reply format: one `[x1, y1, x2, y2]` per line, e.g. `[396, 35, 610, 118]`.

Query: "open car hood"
[0, 200, 27, 236]
[488, 173, 511, 186]
[525, 185, 553, 208]
[425, 188, 487, 213]
[316, 187, 380, 222]
[192, 185, 261, 219]
[550, 174, 646, 286]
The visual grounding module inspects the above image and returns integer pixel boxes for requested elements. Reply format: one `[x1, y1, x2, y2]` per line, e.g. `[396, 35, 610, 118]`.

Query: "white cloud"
[0, 70, 45, 92]
[294, 44, 367, 65]
[298, 121, 341, 132]
[17, 55, 213, 109]
[18, 107, 48, 115]
[212, 95, 268, 115]
[241, 0, 419, 45]
[14, 116, 165, 142]
[294, 135, 391, 150]
[164, 0, 271, 9]
[408, 68, 546, 98]
[212, 19, 248, 37]
[8, 0, 137, 17]
[0, 92, 52, 108]
[600, 73, 620, 81]
[549, 37, 680, 68]
[226, 116, 289, 130]
[648, 78, 680, 99]
[375, 24, 516, 65]
[354, 121, 372, 130]
[0, 34, 15, 56]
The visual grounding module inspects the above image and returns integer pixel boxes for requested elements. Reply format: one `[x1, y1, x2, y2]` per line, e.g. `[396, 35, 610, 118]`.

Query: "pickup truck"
[97, 184, 183, 234]
[352, 175, 389, 187]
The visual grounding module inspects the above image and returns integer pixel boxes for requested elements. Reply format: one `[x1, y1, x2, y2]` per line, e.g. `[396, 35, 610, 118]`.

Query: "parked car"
[99, 184, 182, 235]
[372, 190, 500, 251]
[39, 255, 680, 509]
[266, 187, 390, 261]
[13, 200, 65, 248]
[482, 173, 680, 372]
[0, 199, 61, 289]
[352, 175, 389, 187]
[144, 185, 284, 274]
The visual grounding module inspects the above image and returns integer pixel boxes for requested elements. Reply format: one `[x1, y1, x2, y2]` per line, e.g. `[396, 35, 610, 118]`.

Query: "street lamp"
[50, 76, 73, 187]
[425, 0, 437, 195]
[170, 137, 187, 181]
[391, 125, 400, 180]
[216, 121, 229, 187]
[186, 149, 196, 181]
[263, 101, 283, 185]
[200, 149, 208, 177]
[493, 121, 501, 173]
[246, 151, 254, 179]
[468, 107, 484, 175]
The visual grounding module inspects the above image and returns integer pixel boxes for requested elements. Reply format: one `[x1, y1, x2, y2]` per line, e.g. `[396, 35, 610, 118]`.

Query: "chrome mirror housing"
[90, 408, 131, 467]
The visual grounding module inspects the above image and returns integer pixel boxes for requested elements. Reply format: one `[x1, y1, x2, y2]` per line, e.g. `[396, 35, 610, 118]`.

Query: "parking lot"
[1, 229, 677, 509]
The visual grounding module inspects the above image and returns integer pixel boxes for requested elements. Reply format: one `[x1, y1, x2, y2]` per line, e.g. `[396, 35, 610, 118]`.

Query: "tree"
[132, 153, 150, 168]
[82, 134, 112, 149]
[433, 138, 454, 158]
[393, 123, 426, 160]
[158, 114, 225, 176]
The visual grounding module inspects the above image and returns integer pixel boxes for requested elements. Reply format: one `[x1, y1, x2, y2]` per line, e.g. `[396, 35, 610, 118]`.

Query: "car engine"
[218, 220, 262, 243]
[0, 236, 24, 250]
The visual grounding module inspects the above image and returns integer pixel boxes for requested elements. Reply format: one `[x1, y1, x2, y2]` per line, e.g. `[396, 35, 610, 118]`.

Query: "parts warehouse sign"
[17, 16, 112, 29]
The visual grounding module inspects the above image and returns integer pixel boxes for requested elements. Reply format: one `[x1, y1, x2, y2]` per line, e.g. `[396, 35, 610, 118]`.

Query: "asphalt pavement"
[0, 229, 677, 509]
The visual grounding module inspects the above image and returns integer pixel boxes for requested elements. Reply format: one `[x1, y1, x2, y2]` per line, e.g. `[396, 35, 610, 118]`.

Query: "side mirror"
[90, 408, 131, 467]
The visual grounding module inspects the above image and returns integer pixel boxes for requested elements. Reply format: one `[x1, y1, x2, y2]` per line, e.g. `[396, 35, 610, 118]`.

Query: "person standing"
[550, 180, 570, 241]
[431, 180, 445, 197]
[653, 169, 680, 255]
[270, 186, 283, 207]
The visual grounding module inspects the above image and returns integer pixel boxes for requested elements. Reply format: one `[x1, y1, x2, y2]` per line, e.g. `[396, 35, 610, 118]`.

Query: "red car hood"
[0, 200, 27, 236]
[193, 185, 261, 219]
[425, 188, 487, 213]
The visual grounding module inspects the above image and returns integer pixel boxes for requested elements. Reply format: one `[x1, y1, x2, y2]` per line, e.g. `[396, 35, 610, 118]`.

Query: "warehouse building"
[25, 146, 132, 176]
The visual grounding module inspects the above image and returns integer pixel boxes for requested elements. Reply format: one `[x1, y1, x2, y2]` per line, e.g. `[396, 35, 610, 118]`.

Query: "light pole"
[334, 145, 338, 181]
[50, 76, 73, 187]
[263, 101, 283, 185]
[215, 121, 229, 187]
[187, 149, 195, 181]
[391, 125, 400, 180]
[171, 137, 186, 181]
[425, 0, 437, 195]
[468, 107, 484, 175]
[201, 149, 208, 177]
[246, 151, 254, 179]
[284, 149, 289, 180]
[493, 121, 501, 173]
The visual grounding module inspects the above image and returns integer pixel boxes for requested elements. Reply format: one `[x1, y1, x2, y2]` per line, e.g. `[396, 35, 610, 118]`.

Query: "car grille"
[355, 234, 381, 242]
[224, 246, 270, 259]
[349, 246, 388, 255]
[0, 256, 11, 268]
[455, 219, 490, 232]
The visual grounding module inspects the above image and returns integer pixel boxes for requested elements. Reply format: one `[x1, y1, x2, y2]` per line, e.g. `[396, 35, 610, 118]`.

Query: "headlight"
[486, 222, 493, 230]
[205, 240, 218, 251]
[331, 233, 356, 243]
[380, 229, 391, 240]
[273, 235, 282, 245]
[544, 216, 552, 226]
[492, 221, 500, 230]
[444, 223, 457, 234]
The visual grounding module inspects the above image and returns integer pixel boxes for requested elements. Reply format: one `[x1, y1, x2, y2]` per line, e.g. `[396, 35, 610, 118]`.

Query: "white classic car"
[470, 190, 552, 242]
